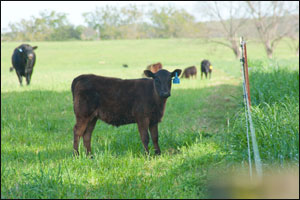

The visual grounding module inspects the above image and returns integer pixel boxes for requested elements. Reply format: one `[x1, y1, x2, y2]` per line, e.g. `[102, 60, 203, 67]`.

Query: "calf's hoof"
[155, 150, 161, 155]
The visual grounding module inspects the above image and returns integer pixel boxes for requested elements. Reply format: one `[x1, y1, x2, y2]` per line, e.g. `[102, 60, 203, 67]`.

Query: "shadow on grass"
[1, 83, 241, 161]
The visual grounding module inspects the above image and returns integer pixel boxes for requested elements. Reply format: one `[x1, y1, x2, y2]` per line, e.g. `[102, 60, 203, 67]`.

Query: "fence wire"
[240, 37, 263, 179]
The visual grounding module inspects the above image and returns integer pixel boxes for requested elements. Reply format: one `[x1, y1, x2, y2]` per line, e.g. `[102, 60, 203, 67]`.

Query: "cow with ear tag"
[10, 44, 38, 86]
[71, 69, 182, 156]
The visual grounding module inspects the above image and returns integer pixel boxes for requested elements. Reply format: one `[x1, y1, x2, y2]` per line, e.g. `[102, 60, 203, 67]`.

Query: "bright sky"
[1, 1, 202, 32]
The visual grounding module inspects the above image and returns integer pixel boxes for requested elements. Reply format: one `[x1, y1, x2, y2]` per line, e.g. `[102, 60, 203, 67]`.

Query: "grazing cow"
[142, 62, 163, 77]
[181, 66, 197, 79]
[147, 62, 162, 73]
[11, 44, 38, 85]
[142, 63, 162, 78]
[201, 59, 213, 79]
[71, 69, 182, 156]
[123, 64, 128, 68]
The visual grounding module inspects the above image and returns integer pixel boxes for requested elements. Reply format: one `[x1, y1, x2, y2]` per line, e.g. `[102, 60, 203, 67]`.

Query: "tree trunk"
[265, 43, 273, 59]
[230, 39, 240, 59]
[232, 46, 241, 59]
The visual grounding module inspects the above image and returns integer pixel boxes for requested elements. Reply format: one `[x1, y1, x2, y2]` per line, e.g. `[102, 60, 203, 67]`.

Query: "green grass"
[1, 38, 299, 198]
[225, 60, 299, 164]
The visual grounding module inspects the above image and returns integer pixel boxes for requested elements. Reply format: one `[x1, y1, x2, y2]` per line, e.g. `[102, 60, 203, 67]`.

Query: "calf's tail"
[71, 77, 80, 101]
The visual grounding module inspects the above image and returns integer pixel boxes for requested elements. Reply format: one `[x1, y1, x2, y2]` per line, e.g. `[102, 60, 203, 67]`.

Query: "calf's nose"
[28, 54, 34, 59]
[161, 92, 170, 98]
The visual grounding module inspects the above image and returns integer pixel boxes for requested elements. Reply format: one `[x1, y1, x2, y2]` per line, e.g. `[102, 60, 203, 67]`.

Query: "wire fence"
[240, 37, 263, 179]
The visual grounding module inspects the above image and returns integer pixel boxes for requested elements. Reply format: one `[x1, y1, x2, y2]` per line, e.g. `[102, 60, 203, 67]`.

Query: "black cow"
[10, 44, 38, 85]
[181, 66, 197, 79]
[201, 59, 212, 79]
[71, 69, 182, 156]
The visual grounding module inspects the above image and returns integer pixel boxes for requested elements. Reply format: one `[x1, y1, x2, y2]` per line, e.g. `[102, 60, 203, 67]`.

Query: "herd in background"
[138, 61, 213, 80]
[10, 43, 213, 86]
[145, 60, 213, 80]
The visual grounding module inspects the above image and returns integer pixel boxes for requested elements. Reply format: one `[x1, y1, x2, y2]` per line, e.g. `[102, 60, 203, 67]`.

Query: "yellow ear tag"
[209, 65, 213, 70]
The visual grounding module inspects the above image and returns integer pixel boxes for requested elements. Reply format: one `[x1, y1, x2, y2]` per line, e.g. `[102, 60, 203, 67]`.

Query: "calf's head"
[144, 69, 182, 98]
[17, 44, 38, 60]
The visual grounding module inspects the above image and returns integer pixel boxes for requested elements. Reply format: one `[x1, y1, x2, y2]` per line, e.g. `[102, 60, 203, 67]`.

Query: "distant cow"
[71, 69, 182, 156]
[181, 66, 197, 79]
[123, 64, 128, 68]
[201, 59, 213, 79]
[142, 62, 163, 78]
[10, 44, 38, 85]
[147, 62, 162, 73]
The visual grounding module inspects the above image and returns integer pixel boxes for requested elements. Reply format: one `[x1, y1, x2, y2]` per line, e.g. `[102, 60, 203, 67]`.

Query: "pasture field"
[1, 39, 299, 198]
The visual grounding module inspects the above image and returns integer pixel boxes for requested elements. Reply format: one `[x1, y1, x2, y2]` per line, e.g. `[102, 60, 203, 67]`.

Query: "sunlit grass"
[225, 60, 299, 164]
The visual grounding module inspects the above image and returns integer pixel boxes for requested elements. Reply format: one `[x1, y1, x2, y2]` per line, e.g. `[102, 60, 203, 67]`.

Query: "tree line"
[1, 2, 299, 58]
[2, 5, 203, 41]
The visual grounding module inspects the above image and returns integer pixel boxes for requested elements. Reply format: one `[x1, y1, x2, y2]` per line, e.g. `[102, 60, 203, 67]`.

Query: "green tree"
[4, 10, 82, 41]
[83, 5, 122, 40]
[49, 25, 81, 41]
[148, 6, 201, 38]
[119, 4, 144, 39]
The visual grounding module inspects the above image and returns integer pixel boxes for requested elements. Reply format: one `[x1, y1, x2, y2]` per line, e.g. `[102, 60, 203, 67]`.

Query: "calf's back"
[72, 75, 164, 126]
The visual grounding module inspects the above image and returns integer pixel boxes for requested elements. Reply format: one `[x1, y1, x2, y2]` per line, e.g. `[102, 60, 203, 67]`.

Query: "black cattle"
[71, 69, 182, 156]
[10, 44, 37, 85]
[201, 59, 213, 79]
[181, 66, 197, 79]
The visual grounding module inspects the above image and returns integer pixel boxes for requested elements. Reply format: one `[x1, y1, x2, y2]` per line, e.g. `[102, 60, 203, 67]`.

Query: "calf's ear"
[32, 46, 38, 50]
[144, 70, 155, 78]
[171, 69, 182, 77]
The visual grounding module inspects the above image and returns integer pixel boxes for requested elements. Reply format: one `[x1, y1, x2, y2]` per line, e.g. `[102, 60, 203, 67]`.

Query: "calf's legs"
[149, 123, 161, 155]
[83, 118, 97, 155]
[73, 116, 161, 156]
[137, 118, 150, 154]
[73, 118, 90, 156]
